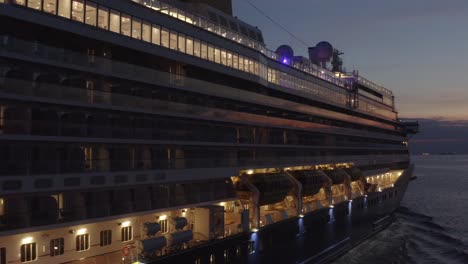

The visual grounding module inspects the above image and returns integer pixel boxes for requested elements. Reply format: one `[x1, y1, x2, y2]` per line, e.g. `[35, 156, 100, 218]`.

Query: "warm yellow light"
[251, 228, 258, 233]
[299, 214, 304, 218]
[76, 228, 87, 235]
[247, 170, 254, 175]
[219, 202, 226, 207]
[121, 221, 131, 227]
[159, 214, 167, 220]
[22, 237, 33, 244]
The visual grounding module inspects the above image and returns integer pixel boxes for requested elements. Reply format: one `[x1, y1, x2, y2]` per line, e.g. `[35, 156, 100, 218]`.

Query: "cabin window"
[221, 50, 227, 65]
[207, 45, 214, 62]
[193, 39, 200, 57]
[71, 0, 84, 22]
[120, 13, 131, 36]
[186, 36, 193, 55]
[20, 243, 37, 262]
[27, 0, 41, 10]
[121, 226, 133, 242]
[169, 31, 177, 50]
[85, 1, 97, 26]
[1, 247, 5, 264]
[50, 238, 64, 256]
[142, 22, 151, 42]
[58, 0, 71, 18]
[210, 254, 215, 264]
[43, 0, 57, 14]
[214, 48, 221, 64]
[178, 34, 186, 53]
[97, 7, 109, 30]
[201, 41, 208, 59]
[238, 56, 244, 71]
[226, 51, 232, 67]
[109, 9, 120, 33]
[152, 25, 161, 45]
[233, 54, 239, 69]
[100, 230, 112, 246]
[132, 18, 142, 39]
[161, 28, 169, 48]
[13, 0, 26, 6]
[160, 219, 168, 233]
[76, 234, 90, 251]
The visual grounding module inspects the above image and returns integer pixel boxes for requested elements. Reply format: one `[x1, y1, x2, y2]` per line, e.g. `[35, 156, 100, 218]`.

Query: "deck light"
[77, 228, 87, 235]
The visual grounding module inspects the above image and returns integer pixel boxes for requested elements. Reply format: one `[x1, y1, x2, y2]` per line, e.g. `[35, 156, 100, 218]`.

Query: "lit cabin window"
[85, 1, 97, 26]
[13, 0, 26, 6]
[58, 0, 71, 18]
[97, 7, 109, 30]
[161, 28, 169, 48]
[120, 13, 131, 36]
[142, 22, 151, 42]
[109, 9, 120, 33]
[20, 243, 37, 262]
[71, 0, 84, 22]
[132, 18, 142, 40]
[27, 0, 41, 10]
[43, 0, 57, 15]
[210, 254, 215, 264]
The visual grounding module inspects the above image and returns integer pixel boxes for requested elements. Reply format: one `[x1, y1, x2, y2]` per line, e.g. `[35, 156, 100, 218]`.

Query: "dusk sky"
[233, 0, 468, 121]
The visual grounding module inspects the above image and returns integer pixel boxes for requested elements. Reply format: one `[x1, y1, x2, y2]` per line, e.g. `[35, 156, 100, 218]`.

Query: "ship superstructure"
[0, 0, 415, 263]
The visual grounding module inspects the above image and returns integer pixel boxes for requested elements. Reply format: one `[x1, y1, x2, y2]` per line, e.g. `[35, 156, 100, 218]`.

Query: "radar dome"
[276, 45, 294, 58]
[315, 41, 333, 60]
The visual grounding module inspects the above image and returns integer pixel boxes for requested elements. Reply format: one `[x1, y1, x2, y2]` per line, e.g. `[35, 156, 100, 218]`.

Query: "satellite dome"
[276, 45, 294, 58]
[315, 41, 333, 60]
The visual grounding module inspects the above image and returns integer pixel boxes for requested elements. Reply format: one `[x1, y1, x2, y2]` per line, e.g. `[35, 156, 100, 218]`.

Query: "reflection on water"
[334, 155, 468, 264]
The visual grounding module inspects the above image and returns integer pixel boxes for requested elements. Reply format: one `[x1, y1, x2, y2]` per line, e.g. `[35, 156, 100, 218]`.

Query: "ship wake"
[333, 207, 468, 264]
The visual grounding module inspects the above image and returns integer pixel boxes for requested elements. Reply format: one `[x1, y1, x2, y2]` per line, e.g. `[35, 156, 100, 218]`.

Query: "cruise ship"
[0, 0, 418, 263]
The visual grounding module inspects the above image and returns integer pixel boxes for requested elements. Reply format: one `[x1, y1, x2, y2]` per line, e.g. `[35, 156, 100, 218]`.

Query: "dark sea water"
[334, 155, 468, 264]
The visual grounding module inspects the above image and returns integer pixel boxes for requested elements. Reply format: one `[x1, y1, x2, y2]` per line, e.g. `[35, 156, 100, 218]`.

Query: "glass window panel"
[109, 10, 120, 33]
[161, 28, 169, 47]
[71, 0, 84, 22]
[186, 37, 193, 55]
[178, 34, 185, 53]
[152, 25, 161, 45]
[13, 0, 26, 6]
[142, 22, 151, 42]
[238, 56, 244, 71]
[177, 10, 185, 21]
[58, 0, 71, 18]
[121, 14, 131, 36]
[169, 7, 177, 18]
[233, 54, 238, 69]
[43, 0, 57, 14]
[132, 18, 142, 39]
[207, 45, 214, 62]
[221, 50, 227, 65]
[169, 31, 177, 50]
[249, 60, 254, 73]
[98, 7, 109, 30]
[85, 2, 97, 26]
[201, 42, 207, 59]
[254, 61, 259, 75]
[227, 52, 232, 67]
[27, 0, 41, 10]
[193, 39, 200, 57]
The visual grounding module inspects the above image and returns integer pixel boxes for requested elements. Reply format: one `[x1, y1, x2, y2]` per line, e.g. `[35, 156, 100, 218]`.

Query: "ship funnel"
[309, 41, 333, 68]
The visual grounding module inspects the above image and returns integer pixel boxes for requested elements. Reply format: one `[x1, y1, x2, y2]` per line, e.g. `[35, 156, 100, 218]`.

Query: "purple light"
[282, 58, 289, 64]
